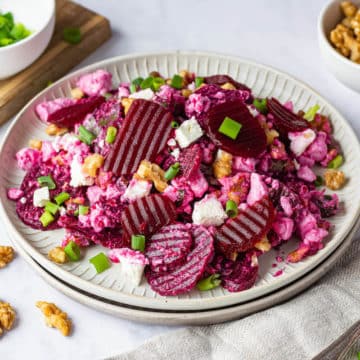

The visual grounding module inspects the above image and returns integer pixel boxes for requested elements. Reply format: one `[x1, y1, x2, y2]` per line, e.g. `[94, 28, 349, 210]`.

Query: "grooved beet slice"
[120, 194, 177, 243]
[104, 99, 173, 176]
[204, 75, 251, 92]
[145, 226, 214, 296]
[178, 144, 202, 179]
[215, 197, 274, 257]
[267, 98, 309, 136]
[221, 252, 259, 292]
[146, 224, 192, 272]
[47, 96, 105, 128]
[204, 99, 266, 157]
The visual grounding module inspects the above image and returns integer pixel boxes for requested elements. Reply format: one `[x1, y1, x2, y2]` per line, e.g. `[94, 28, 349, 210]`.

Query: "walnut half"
[36, 301, 72, 336]
[0, 246, 14, 269]
[324, 169, 346, 190]
[0, 301, 16, 336]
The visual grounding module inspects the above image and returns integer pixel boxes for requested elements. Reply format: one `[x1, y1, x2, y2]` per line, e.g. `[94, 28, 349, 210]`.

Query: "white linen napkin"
[106, 232, 360, 360]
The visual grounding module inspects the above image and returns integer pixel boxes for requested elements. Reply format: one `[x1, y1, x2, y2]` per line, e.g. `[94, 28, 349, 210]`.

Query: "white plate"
[0, 51, 359, 311]
[8, 213, 360, 325]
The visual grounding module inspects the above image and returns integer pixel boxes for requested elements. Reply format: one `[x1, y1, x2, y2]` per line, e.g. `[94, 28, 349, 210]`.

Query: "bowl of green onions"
[0, 0, 55, 79]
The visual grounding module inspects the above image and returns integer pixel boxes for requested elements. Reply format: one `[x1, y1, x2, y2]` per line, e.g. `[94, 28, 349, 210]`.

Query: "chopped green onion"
[39, 211, 55, 227]
[89, 252, 111, 273]
[225, 200, 238, 218]
[170, 74, 183, 89]
[314, 175, 323, 187]
[45, 201, 59, 215]
[327, 154, 343, 169]
[10, 23, 30, 40]
[218, 116, 242, 140]
[304, 104, 320, 122]
[37, 175, 56, 190]
[253, 98, 268, 114]
[196, 274, 221, 291]
[140, 77, 154, 90]
[152, 77, 165, 91]
[64, 241, 81, 262]
[54, 192, 70, 205]
[130, 83, 137, 93]
[0, 12, 31, 47]
[164, 162, 180, 181]
[78, 125, 96, 145]
[105, 126, 117, 144]
[0, 38, 13, 46]
[63, 27, 81, 44]
[171, 120, 179, 128]
[195, 77, 204, 88]
[131, 234, 146, 252]
[78, 205, 89, 216]
[131, 77, 144, 87]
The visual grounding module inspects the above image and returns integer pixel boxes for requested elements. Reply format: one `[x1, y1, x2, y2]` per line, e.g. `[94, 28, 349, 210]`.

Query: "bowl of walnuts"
[318, 0, 360, 92]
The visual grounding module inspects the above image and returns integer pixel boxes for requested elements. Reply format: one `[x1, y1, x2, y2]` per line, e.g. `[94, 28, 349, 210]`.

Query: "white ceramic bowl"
[0, 0, 55, 79]
[318, 0, 360, 92]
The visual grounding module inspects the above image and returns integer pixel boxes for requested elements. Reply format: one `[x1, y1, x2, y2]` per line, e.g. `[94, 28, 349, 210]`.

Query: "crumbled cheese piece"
[20, 197, 27, 204]
[33, 187, 50, 207]
[129, 88, 154, 101]
[192, 196, 227, 226]
[171, 148, 180, 160]
[123, 179, 152, 201]
[288, 129, 316, 156]
[175, 117, 203, 148]
[70, 156, 94, 187]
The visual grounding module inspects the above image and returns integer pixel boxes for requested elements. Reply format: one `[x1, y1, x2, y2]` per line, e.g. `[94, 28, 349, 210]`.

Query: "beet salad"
[7, 69, 346, 296]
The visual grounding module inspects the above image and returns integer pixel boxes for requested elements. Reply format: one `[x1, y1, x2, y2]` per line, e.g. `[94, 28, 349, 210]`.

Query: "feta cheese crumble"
[33, 187, 50, 207]
[288, 129, 316, 156]
[192, 195, 227, 226]
[175, 117, 203, 148]
[129, 88, 154, 101]
[123, 179, 152, 201]
[70, 156, 94, 187]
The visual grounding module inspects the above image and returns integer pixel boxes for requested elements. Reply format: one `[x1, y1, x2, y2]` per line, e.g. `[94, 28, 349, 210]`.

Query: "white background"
[1, 0, 360, 359]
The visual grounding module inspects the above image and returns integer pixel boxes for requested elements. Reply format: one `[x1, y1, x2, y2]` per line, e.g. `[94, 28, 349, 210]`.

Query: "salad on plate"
[7, 69, 346, 296]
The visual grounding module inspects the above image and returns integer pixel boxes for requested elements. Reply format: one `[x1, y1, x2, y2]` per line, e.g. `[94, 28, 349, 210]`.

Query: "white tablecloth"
[1, 0, 359, 359]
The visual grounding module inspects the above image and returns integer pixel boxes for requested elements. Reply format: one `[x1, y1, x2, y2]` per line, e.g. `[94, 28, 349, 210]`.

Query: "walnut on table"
[0, 246, 14, 269]
[0, 301, 16, 336]
[324, 169, 346, 190]
[36, 301, 72, 336]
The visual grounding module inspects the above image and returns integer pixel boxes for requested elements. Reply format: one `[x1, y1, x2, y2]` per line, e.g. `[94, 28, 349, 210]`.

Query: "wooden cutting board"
[0, 0, 111, 125]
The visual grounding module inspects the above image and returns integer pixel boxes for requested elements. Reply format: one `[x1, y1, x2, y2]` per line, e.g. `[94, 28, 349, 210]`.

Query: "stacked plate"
[1, 52, 359, 325]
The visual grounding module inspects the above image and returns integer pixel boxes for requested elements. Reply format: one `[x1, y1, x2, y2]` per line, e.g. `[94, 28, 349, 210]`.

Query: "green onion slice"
[37, 175, 56, 190]
[218, 116, 242, 140]
[39, 211, 55, 227]
[304, 104, 320, 122]
[78, 125, 96, 145]
[78, 205, 89, 216]
[225, 200, 238, 218]
[170, 75, 183, 89]
[131, 234, 146, 252]
[195, 77, 204, 88]
[129, 83, 137, 94]
[89, 252, 111, 273]
[164, 162, 180, 181]
[64, 241, 81, 262]
[140, 77, 154, 90]
[54, 192, 70, 205]
[253, 98, 268, 114]
[63, 27, 81, 44]
[196, 274, 221, 291]
[171, 120, 179, 128]
[152, 77, 165, 91]
[327, 154, 343, 169]
[105, 126, 117, 144]
[45, 201, 59, 216]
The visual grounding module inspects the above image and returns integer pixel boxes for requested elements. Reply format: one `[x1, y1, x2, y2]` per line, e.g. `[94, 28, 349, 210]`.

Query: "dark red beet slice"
[204, 99, 266, 157]
[221, 252, 259, 292]
[178, 143, 202, 180]
[267, 98, 309, 136]
[145, 226, 214, 296]
[104, 99, 173, 176]
[47, 96, 105, 128]
[204, 75, 250, 92]
[145, 223, 192, 272]
[120, 194, 177, 244]
[215, 197, 274, 257]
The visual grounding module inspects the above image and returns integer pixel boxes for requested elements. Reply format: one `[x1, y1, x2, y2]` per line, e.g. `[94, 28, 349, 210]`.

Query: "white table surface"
[1, 0, 360, 359]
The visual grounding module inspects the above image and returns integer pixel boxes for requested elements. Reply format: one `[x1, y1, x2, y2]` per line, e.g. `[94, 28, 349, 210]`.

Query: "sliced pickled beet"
[204, 99, 266, 157]
[204, 75, 251, 92]
[120, 194, 177, 244]
[178, 143, 202, 180]
[104, 99, 173, 176]
[146, 223, 192, 272]
[215, 197, 274, 258]
[47, 96, 105, 128]
[145, 226, 214, 296]
[267, 98, 309, 136]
